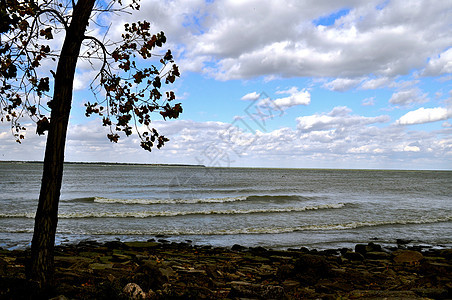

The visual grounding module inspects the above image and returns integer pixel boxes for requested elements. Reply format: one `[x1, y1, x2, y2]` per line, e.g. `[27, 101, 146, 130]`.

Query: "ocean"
[0, 162, 451, 250]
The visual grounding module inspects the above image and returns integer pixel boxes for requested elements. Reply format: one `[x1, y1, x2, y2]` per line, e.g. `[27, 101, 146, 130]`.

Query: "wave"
[42, 216, 452, 236]
[68, 194, 316, 205]
[217, 216, 452, 235]
[92, 196, 248, 204]
[0, 203, 347, 219]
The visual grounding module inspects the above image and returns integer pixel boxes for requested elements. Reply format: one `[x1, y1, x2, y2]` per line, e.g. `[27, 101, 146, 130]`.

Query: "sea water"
[0, 162, 451, 250]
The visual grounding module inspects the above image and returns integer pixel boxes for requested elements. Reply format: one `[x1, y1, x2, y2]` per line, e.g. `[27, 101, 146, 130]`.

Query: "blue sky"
[1, 0, 452, 170]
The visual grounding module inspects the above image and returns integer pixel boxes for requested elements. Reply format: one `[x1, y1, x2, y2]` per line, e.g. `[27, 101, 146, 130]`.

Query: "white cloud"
[396, 107, 452, 125]
[181, 0, 452, 80]
[2, 115, 451, 169]
[241, 92, 260, 101]
[423, 48, 452, 76]
[323, 78, 362, 91]
[389, 88, 428, 106]
[297, 106, 389, 131]
[362, 97, 375, 106]
[270, 87, 310, 109]
[102, 1, 449, 81]
[360, 77, 391, 90]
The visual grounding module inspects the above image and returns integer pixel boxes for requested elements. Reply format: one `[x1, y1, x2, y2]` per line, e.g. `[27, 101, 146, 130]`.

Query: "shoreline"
[1, 240, 451, 299]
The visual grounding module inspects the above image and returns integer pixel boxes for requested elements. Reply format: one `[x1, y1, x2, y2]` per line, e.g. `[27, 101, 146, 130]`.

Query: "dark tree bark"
[30, 0, 96, 287]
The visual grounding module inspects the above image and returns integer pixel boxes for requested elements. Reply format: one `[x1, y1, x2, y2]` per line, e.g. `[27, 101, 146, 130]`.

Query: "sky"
[1, 0, 452, 170]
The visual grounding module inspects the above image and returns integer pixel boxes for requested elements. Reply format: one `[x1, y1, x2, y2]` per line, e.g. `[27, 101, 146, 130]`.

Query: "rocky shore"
[0, 240, 451, 299]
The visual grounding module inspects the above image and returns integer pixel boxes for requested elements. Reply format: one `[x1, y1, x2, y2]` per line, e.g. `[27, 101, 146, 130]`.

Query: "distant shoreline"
[0, 160, 206, 168]
[1, 160, 451, 171]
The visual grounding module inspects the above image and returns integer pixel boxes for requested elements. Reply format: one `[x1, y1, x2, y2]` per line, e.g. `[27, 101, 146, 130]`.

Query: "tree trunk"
[30, 0, 95, 288]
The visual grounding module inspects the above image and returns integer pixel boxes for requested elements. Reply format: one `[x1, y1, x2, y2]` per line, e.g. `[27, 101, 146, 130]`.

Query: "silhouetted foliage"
[0, 0, 181, 288]
[1, 0, 181, 147]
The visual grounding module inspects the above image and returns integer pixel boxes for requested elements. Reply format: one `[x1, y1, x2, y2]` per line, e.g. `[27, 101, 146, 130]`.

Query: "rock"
[89, 263, 113, 270]
[439, 249, 452, 259]
[355, 244, 367, 255]
[412, 287, 449, 299]
[282, 279, 300, 289]
[421, 261, 452, 274]
[396, 239, 412, 245]
[123, 283, 147, 299]
[231, 244, 247, 251]
[229, 281, 285, 299]
[349, 290, 421, 299]
[133, 260, 172, 289]
[294, 254, 331, 283]
[343, 251, 365, 261]
[320, 249, 339, 256]
[124, 241, 159, 249]
[49, 295, 69, 300]
[393, 250, 424, 264]
[111, 253, 132, 262]
[104, 241, 127, 249]
[365, 251, 391, 260]
[0, 258, 8, 276]
[249, 246, 268, 254]
[355, 242, 382, 255]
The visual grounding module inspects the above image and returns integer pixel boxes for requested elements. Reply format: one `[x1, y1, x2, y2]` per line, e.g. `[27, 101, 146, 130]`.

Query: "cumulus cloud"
[297, 106, 390, 131]
[389, 88, 429, 106]
[423, 48, 452, 76]
[323, 78, 363, 91]
[241, 92, 260, 101]
[103, 1, 451, 80]
[396, 107, 452, 125]
[271, 87, 311, 109]
[360, 77, 391, 90]
[1, 115, 451, 169]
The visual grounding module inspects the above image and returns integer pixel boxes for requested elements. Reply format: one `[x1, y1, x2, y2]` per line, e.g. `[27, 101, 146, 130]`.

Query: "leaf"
[36, 117, 50, 135]
[39, 27, 53, 39]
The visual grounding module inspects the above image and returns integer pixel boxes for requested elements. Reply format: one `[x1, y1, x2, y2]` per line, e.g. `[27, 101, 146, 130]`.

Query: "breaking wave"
[67, 195, 317, 205]
[0, 203, 347, 219]
[92, 196, 248, 204]
[52, 216, 452, 236]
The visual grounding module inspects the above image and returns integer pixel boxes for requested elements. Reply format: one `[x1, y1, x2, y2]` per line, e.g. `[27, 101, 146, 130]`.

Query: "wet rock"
[111, 253, 132, 262]
[421, 261, 452, 274]
[124, 241, 159, 249]
[349, 289, 420, 299]
[355, 242, 382, 255]
[365, 251, 391, 260]
[294, 254, 331, 284]
[229, 281, 285, 299]
[77, 240, 102, 248]
[133, 260, 173, 289]
[250, 246, 268, 254]
[412, 287, 449, 299]
[104, 240, 127, 249]
[320, 249, 339, 256]
[392, 250, 424, 264]
[343, 251, 365, 261]
[89, 262, 113, 270]
[0, 258, 8, 276]
[123, 283, 146, 299]
[396, 239, 412, 245]
[231, 244, 247, 251]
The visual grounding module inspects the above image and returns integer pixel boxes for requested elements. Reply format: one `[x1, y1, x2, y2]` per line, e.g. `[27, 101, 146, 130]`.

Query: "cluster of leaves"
[1, 0, 182, 151]
[0, 0, 76, 142]
[86, 19, 181, 151]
